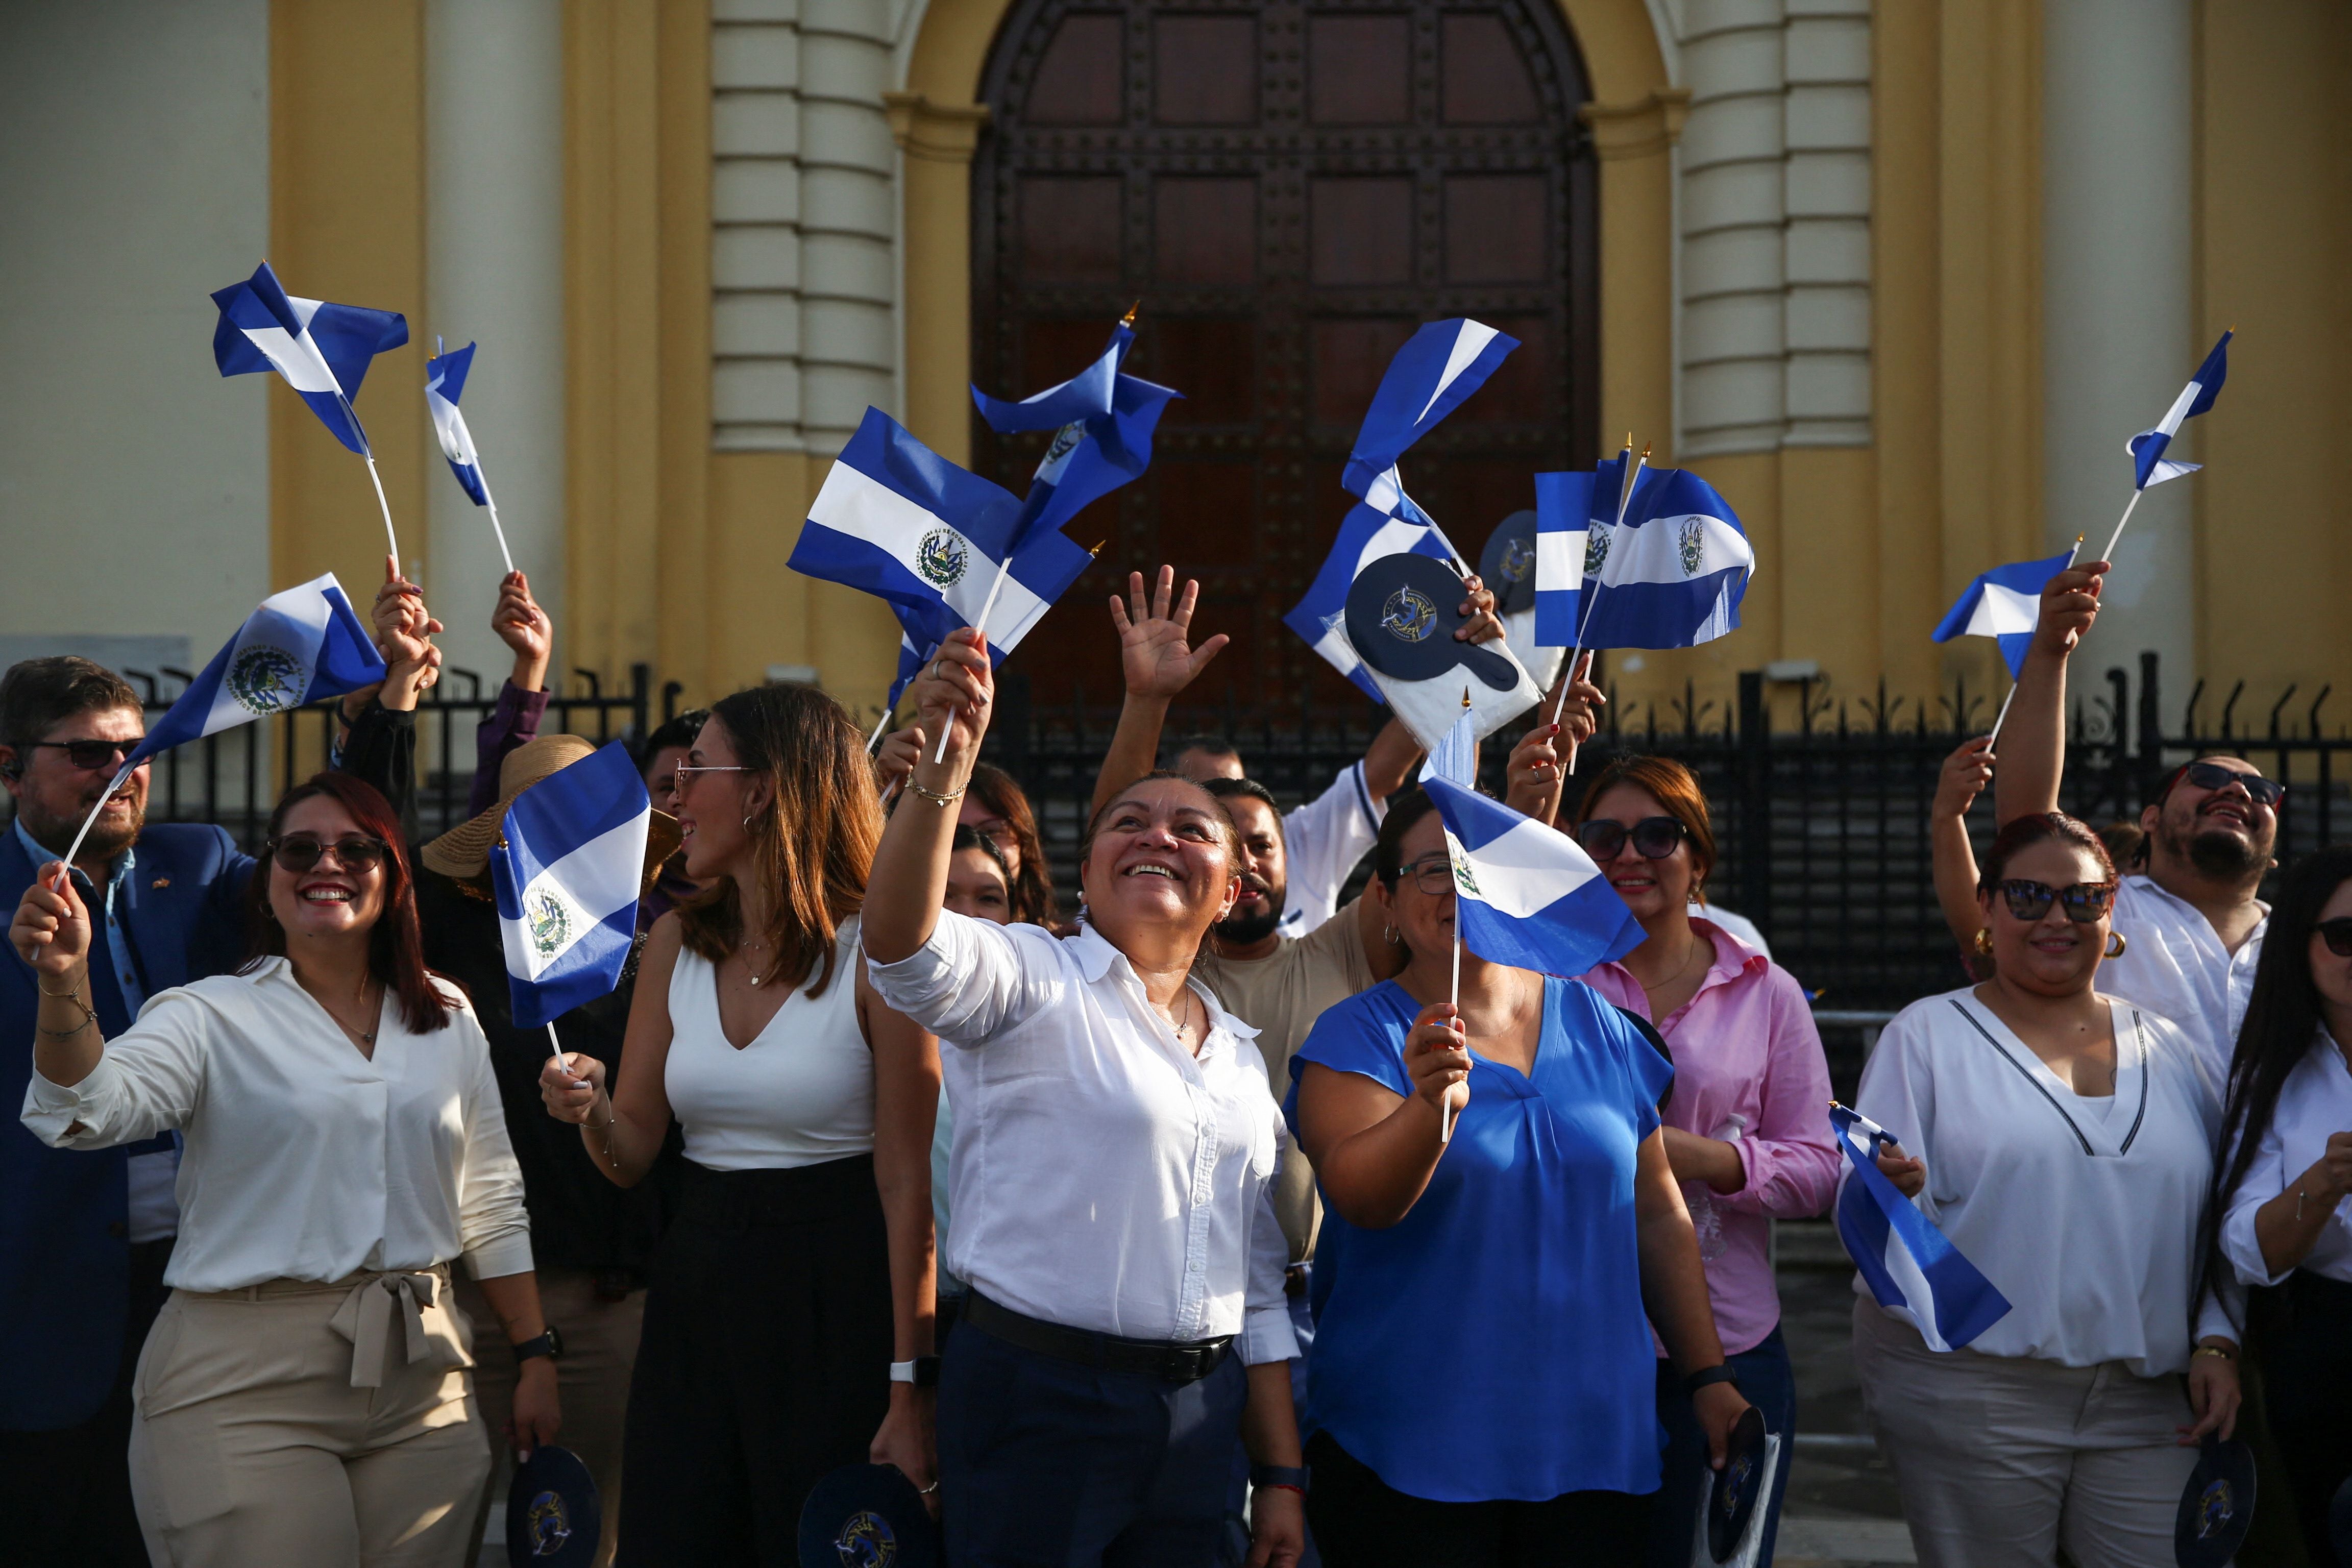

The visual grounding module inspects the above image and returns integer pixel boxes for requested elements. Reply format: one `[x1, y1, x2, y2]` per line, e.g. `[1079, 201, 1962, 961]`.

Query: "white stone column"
[426, 0, 567, 690]
[2043, 0, 2194, 688]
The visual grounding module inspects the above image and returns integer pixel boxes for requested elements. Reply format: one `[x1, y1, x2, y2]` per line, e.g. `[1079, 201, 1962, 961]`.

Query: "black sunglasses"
[30, 739, 142, 772]
[268, 835, 389, 875]
[2170, 761, 2285, 808]
[2316, 918, 2352, 959]
[1996, 878, 2118, 923]
[1574, 817, 1689, 862]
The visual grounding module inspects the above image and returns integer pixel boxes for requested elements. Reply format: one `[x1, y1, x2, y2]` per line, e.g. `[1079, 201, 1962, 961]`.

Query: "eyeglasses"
[672, 764, 749, 795]
[1401, 852, 1459, 897]
[2169, 761, 2286, 809]
[268, 835, 389, 874]
[1996, 878, 2118, 923]
[1573, 816, 1689, 862]
[29, 739, 143, 772]
[2315, 918, 2352, 959]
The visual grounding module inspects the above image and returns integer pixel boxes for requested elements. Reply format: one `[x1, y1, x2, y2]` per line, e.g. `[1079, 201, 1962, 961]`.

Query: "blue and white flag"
[1570, 468, 1752, 651]
[971, 326, 1124, 434]
[1283, 501, 1457, 701]
[1931, 549, 2076, 678]
[424, 338, 489, 506]
[492, 742, 653, 1028]
[1422, 777, 1644, 976]
[1341, 319, 1520, 500]
[791, 407, 1094, 667]
[1533, 470, 1594, 647]
[1830, 1103, 2012, 1353]
[126, 574, 385, 770]
[1419, 702, 1478, 791]
[211, 262, 407, 456]
[975, 322, 1181, 552]
[2127, 330, 2232, 491]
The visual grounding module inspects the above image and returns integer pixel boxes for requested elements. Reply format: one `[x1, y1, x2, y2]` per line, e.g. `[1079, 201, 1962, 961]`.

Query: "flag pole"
[934, 567, 1011, 766]
[334, 391, 402, 568]
[48, 763, 138, 893]
[1985, 534, 2084, 750]
[1441, 924, 1461, 1145]
[473, 464, 519, 576]
[867, 705, 893, 753]
[2099, 489, 2143, 564]
[1546, 436, 1644, 761]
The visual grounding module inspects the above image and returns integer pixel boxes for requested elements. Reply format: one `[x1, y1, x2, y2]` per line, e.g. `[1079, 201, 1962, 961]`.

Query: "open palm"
[1110, 565, 1229, 701]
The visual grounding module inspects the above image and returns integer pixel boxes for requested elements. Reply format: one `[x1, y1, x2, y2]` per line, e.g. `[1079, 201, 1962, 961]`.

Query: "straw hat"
[421, 733, 683, 885]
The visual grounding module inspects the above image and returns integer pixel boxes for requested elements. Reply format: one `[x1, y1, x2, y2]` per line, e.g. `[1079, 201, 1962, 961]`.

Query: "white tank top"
[664, 917, 874, 1170]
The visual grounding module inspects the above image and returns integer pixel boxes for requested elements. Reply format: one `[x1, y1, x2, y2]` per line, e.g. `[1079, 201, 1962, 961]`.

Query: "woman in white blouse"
[1849, 811, 2241, 1568]
[12, 771, 553, 1566]
[2206, 843, 2352, 1558]
[863, 627, 1307, 1568]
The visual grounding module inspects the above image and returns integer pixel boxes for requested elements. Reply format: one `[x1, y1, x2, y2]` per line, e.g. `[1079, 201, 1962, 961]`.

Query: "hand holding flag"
[1830, 1102, 2012, 1351]
[1931, 538, 2082, 743]
[492, 742, 654, 1029]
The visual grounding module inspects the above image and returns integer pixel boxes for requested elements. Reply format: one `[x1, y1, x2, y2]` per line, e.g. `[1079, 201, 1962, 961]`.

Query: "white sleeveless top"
[665, 917, 874, 1170]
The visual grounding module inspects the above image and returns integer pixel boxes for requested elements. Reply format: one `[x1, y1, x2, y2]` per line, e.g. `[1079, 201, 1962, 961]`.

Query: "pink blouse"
[1579, 919, 1840, 1355]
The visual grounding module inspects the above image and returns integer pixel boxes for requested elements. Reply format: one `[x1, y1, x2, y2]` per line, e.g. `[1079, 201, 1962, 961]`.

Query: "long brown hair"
[676, 684, 878, 996]
[969, 763, 1058, 927]
[1574, 754, 1720, 900]
[243, 772, 455, 1034]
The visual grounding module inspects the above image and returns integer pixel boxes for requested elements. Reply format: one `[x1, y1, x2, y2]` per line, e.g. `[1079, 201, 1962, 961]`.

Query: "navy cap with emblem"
[1704, 1405, 1770, 1562]
[799, 1463, 939, 1568]
[1479, 509, 1540, 616]
[506, 1446, 601, 1567]
[1343, 552, 1519, 691]
[2174, 1433, 2255, 1567]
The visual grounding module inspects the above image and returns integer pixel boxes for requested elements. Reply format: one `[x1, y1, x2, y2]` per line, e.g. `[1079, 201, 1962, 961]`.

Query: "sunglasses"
[268, 835, 389, 875]
[2169, 761, 2285, 809]
[1996, 878, 2118, 923]
[2316, 919, 2352, 959]
[30, 739, 143, 772]
[1574, 817, 1689, 862]
[672, 763, 748, 795]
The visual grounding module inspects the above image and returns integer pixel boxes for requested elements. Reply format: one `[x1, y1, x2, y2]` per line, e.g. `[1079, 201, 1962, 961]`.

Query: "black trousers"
[0, 1236, 172, 1568]
[1305, 1431, 1652, 1568]
[2256, 1270, 2352, 1565]
[617, 1156, 892, 1567]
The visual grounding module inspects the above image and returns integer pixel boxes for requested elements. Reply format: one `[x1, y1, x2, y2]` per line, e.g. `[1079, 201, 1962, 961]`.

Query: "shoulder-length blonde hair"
[676, 683, 879, 996]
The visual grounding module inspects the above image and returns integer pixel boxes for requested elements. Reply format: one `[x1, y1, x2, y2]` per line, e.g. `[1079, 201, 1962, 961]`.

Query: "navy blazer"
[0, 822, 252, 1430]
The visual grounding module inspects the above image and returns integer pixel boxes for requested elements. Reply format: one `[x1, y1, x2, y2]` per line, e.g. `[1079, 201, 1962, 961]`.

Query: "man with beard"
[1995, 557, 2273, 1080]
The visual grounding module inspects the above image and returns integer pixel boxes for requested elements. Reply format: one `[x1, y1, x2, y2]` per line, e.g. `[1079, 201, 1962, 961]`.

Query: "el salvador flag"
[211, 262, 408, 456]
[1341, 319, 1520, 501]
[975, 322, 1181, 552]
[791, 407, 1095, 664]
[492, 742, 654, 1028]
[972, 326, 1123, 433]
[2127, 330, 2232, 491]
[1830, 1104, 2012, 1352]
[1931, 549, 2075, 678]
[1283, 500, 1457, 700]
[1422, 777, 1645, 976]
[1571, 468, 1752, 651]
[1533, 470, 1592, 646]
[126, 574, 385, 770]
[425, 339, 489, 506]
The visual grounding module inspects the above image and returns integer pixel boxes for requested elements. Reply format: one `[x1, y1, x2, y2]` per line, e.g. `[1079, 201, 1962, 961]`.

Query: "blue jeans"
[1644, 1326, 1796, 1568]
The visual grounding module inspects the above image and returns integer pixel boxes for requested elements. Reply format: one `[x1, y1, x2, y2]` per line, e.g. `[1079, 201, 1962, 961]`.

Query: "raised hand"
[1934, 736, 1996, 821]
[1504, 723, 1567, 823]
[2033, 560, 2108, 658]
[1110, 566, 1229, 702]
[874, 726, 924, 790]
[908, 629, 994, 773]
[11, 866, 92, 978]
[1454, 572, 1505, 646]
[1404, 1002, 1471, 1127]
[1543, 652, 1606, 749]
[492, 570, 553, 692]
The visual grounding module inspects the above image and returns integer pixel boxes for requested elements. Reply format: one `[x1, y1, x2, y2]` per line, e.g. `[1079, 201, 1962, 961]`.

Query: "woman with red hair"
[12, 771, 554, 1566]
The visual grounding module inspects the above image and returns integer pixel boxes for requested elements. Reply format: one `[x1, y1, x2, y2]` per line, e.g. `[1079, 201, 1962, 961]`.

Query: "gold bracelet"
[2195, 1344, 2235, 1361]
[36, 983, 99, 1038]
[907, 780, 965, 807]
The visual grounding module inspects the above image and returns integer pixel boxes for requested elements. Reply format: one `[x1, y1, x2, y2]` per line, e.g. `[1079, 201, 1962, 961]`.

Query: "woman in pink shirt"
[1568, 755, 1839, 1568]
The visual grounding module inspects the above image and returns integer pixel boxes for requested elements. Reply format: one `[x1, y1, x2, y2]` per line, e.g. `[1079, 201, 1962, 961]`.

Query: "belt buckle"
[1160, 1346, 1196, 1383]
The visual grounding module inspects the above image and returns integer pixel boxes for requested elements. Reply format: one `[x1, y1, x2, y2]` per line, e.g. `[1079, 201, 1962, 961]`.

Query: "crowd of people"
[1, 544, 2344, 1568]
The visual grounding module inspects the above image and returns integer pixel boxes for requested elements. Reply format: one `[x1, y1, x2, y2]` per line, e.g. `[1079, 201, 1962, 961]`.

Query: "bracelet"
[907, 780, 965, 807]
[2195, 1344, 2236, 1361]
[37, 983, 99, 1038]
[1685, 1363, 1741, 1395]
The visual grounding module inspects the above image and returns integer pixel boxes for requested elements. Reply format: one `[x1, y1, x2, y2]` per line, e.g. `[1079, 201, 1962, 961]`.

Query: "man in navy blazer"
[0, 657, 254, 1567]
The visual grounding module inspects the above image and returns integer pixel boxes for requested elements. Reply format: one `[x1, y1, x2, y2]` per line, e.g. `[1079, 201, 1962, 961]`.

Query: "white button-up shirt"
[1277, 761, 1384, 937]
[868, 912, 1297, 1364]
[2220, 1028, 2352, 1287]
[21, 958, 533, 1293]
[2101, 874, 2267, 1082]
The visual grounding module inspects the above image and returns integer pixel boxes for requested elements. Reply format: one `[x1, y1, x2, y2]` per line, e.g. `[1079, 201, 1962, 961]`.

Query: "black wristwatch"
[512, 1325, 565, 1365]
[1251, 1464, 1309, 1491]
[1685, 1363, 1739, 1396]
[890, 1356, 942, 1388]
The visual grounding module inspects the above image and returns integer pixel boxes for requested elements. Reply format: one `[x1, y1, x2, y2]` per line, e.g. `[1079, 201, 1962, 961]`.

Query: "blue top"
[1285, 976, 1674, 1502]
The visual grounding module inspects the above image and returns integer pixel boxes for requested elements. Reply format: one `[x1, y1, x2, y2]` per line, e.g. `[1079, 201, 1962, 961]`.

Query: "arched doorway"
[972, 0, 1599, 712]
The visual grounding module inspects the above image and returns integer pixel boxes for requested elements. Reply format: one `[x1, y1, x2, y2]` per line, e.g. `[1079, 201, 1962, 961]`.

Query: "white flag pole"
[361, 453, 402, 570]
[1546, 438, 1645, 767]
[1440, 922, 1462, 1145]
[1984, 535, 2082, 750]
[867, 705, 893, 753]
[2099, 488, 2144, 564]
[48, 763, 138, 892]
[472, 464, 519, 577]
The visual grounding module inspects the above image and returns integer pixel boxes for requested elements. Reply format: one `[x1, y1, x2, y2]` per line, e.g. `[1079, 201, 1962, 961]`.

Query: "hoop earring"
[742, 816, 753, 830]
[2105, 931, 2128, 960]
[1973, 928, 1993, 957]
[1382, 925, 1400, 946]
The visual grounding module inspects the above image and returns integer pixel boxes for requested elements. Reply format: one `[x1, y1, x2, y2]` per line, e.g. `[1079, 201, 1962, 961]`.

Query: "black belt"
[963, 1291, 1234, 1385]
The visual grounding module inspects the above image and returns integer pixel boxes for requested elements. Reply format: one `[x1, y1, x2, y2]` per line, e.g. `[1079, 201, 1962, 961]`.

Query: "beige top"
[1196, 897, 1377, 1262]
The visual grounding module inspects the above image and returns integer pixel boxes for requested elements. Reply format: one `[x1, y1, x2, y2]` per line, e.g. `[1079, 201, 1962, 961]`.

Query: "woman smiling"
[863, 627, 1306, 1568]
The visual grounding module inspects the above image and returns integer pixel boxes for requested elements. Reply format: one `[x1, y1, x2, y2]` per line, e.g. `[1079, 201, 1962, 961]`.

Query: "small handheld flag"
[1419, 697, 1479, 792]
[1931, 546, 2081, 681]
[1341, 319, 1520, 501]
[492, 741, 654, 1029]
[1567, 466, 1751, 653]
[2103, 329, 2234, 561]
[1285, 502, 1458, 701]
[1533, 470, 1594, 648]
[1829, 1102, 2012, 1352]
[212, 262, 409, 564]
[424, 338, 516, 574]
[1421, 776, 1645, 979]
[51, 575, 386, 881]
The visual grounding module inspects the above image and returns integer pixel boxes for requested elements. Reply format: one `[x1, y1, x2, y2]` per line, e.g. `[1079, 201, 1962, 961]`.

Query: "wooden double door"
[973, 0, 1599, 712]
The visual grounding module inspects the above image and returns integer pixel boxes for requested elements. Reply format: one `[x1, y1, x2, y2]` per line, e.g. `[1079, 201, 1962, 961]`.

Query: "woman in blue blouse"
[1287, 790, 1748, 1563]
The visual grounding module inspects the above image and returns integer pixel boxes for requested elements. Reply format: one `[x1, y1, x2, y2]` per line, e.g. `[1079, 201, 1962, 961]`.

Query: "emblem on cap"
[1379, 587, 1437, 643]
[522, 1489, 573, 1556]
[226, 645, 305, 716]
[2197, 1479, 2234, 1537]
[1499, 537, 1535, 584]
[526, 891, 573, 955]
[834, 1508, 898, 1566]
[1678, 517, 1706, 577]
[916, 528, 969, 590]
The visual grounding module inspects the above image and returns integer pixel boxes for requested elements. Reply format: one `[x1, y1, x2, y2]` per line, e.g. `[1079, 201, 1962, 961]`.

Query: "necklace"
[742, 934, 769, 987]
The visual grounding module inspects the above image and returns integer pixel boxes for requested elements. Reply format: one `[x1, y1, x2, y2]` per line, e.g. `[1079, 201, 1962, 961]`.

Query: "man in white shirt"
[1995, 556, 2274, 1080]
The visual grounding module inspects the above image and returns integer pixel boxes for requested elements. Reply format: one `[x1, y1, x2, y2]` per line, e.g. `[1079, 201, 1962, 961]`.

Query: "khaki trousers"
[455, 1267, 646, 1568]
[1852, 1298, 2200, 1568]
[128, 1266, 488, 1567]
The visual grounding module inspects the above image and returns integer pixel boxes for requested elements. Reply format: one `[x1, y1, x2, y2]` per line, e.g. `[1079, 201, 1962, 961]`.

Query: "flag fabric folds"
[210, 262, 407, 456]
[2127, 330, 2232, 491]
[1419, 703, 1478, 791]
[127, 574, 385, 770]
[425, 339, 489, 506]
[1569, 467, 1752, 651]
[1283, 503, 1457, 701]
[492, 742, 654, 1028]
[1830, 1103, 2013, 1352]
[1533, 470, 1594, 647]
[1340, 319, 1521, 500]
[1421, 777, 1645, 977]
[1930, 548, 2076, 678]
[971, 325, 1124, 434]
[972, 321, 1182, 553]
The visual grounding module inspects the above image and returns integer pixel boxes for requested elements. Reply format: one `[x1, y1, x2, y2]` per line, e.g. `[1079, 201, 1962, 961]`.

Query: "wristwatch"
[1685, 1363, 1740, 1395]
[890, 1356, 942, 1388]
[512, 1326, 564, 1365]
